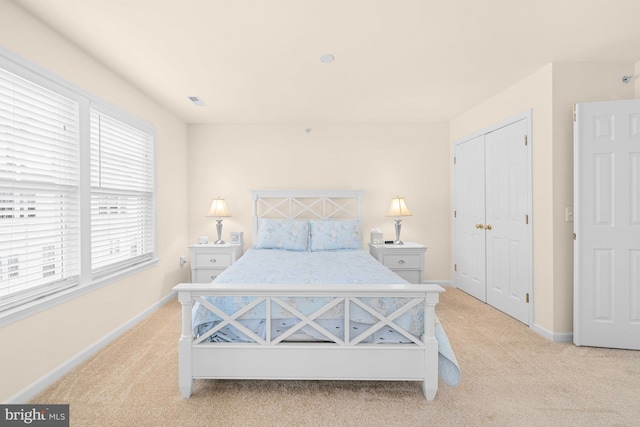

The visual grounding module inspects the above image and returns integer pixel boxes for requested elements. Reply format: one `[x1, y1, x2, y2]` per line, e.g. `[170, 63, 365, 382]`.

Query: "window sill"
[0, 258, 159, 328]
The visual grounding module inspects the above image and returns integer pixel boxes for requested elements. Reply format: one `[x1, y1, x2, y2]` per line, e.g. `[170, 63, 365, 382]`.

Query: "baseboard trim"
[423, 280, 452, 286]
[5, 291, 177, 404]
[532, 323, 573, 343]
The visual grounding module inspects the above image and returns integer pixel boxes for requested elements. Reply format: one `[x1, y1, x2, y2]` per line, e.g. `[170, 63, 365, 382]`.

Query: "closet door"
[454, 136, 486, 301]
[485, 119, 531, 324]
[453, 113, 532, 326]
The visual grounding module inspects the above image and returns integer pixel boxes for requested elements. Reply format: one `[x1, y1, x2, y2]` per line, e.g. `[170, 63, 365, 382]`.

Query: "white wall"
[187, 123, 452, 281]
[450, 62, 634, 336]
[0, 2, 189, 402]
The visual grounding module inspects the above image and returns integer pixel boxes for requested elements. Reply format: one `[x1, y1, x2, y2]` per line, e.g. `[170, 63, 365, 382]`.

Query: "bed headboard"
[251, 190, 364, 239]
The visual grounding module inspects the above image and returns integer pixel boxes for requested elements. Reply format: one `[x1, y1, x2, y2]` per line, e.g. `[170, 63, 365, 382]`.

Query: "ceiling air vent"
[188, 96, 206, 106]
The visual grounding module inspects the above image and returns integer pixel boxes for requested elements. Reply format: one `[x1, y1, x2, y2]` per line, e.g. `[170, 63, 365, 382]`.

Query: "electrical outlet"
[565, 207, 573, 222]
[179, 256, 187, 267]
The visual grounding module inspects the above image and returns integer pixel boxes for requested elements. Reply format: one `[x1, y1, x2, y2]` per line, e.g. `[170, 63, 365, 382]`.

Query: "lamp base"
[393, 218, 404, 245]
[214, 219, 225, 244]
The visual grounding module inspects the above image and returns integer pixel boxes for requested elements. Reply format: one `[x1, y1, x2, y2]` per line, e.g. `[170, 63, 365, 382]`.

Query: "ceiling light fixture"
[319, 54, 335, 64]
[188, 96, 206, 106]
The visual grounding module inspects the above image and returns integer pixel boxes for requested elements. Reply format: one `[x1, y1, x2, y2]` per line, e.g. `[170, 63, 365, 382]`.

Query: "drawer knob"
[210, 275, 217, 280]
[398, 259, 405, 264]
[209, 258, 217, 263]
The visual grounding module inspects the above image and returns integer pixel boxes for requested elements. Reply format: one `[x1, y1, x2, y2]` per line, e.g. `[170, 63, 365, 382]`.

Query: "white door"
[485, 120, 531, 324]
[574, 99, 640, 350]
[454, 136, 486, 301]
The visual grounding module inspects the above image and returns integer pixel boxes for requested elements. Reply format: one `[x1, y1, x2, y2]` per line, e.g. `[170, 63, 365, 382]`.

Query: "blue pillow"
[309, 219, 362, 251]
[254, 219, 309, 251]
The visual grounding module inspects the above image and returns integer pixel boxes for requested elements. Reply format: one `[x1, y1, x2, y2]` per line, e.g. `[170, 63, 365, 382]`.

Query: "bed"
[173, 190, 460, 400]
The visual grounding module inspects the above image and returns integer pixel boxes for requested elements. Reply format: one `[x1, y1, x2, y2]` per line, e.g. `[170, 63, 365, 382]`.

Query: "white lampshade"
[206, 198, 231, 218]
[386, 196, 412, 218]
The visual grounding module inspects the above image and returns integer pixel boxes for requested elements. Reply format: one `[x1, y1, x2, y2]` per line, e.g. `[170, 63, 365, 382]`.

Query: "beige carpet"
[31, 287, 640, 426]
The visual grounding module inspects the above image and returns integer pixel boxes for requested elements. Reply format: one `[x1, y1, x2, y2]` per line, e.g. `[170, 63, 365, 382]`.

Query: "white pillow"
[254, 219, 309, 251]
[309, 219, 362, 251]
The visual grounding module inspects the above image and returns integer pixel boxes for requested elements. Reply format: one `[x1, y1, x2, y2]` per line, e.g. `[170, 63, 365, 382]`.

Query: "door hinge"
[525, 214, 529, 224]
[454, 263, 457, 272]
[526, 293, 530, 303]
[454, 210, 457, 218]
[573, 104, 576, 122]
[573, 232, 576, 240]
[524, 135, 528, 146]
[453, 156, 456, 164]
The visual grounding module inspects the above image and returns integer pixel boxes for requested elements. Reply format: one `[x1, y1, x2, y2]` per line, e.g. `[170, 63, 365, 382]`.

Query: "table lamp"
[386, 196, 412, 245]
[206, 197, 231, 244]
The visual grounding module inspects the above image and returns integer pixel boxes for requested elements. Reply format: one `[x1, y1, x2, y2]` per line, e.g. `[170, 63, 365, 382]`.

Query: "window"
[0, 66, 80, 311]
[90, 108, 155, 277]
[0, 49, 156, 320]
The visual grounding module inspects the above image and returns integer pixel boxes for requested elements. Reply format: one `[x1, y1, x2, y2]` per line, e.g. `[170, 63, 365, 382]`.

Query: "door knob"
[484, 224, 492, 230]
[475, 223, 484, 229]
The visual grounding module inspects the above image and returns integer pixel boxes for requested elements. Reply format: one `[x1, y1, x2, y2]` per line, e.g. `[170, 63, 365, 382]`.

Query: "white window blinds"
[0, 67, 80, 310]
[90, 109, 155, 277]
[0, 50, 156, 320]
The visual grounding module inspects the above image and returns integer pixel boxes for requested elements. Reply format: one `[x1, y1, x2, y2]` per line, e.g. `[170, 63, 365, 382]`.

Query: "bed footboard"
[173, 282, 444, 400]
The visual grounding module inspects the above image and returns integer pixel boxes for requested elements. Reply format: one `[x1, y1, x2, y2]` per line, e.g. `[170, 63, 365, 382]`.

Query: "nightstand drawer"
[368, 242, 427, 285]
[194, 268, 225, 283]
[394, 269, 422, 284]
[194, 253, 232, 268]
[382, 254, 422, 269]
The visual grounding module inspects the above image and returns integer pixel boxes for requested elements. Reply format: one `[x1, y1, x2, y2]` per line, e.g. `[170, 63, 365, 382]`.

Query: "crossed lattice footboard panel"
[193, 294, 425, 346]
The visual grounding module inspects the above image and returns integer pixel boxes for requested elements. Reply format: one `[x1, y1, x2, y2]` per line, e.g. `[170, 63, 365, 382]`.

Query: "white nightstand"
[368, 242, 427, 284]
[188, 243, 243, 283]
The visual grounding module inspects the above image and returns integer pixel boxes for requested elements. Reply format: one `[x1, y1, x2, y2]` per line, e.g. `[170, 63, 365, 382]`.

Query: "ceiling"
[11, 0, 640, 124]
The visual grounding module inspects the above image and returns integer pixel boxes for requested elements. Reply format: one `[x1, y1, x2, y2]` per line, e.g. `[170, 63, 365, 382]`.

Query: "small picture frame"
[230, 231, 243, 244]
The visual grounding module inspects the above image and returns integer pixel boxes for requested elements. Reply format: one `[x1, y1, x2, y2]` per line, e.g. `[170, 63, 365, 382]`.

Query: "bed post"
[251, 191, 259, 240]
[178, 289, 194, 398]
[422, 291, 440, 400]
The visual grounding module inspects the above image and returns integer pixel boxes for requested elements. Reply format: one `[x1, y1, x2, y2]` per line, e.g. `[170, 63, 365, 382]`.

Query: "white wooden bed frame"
[173, 190, 445, 400]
